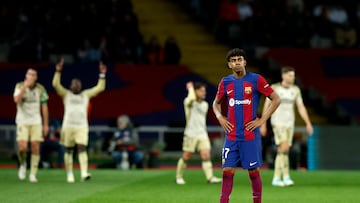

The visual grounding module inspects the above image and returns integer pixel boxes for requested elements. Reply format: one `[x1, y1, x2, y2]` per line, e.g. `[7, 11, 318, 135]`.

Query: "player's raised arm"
[184, 81, 196, 105]
[52, 58, 68, 97]
[84, 61, 106, 98]
[99, 61, 107, 75]
[183, 81, 196, 120]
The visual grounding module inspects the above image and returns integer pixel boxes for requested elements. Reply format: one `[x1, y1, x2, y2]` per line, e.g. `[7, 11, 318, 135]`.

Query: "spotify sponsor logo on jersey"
[229, 98, 251, 107]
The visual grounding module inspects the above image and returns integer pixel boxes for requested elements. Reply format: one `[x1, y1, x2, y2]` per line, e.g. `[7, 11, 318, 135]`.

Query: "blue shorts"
[222, 137, 262, 169]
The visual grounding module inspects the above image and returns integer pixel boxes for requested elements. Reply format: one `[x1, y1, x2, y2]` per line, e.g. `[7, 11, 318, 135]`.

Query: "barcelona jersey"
[215, 72, 273, 141]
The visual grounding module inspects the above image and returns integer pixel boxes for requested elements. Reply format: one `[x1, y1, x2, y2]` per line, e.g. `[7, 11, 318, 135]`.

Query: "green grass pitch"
[0, 168, 359, 203]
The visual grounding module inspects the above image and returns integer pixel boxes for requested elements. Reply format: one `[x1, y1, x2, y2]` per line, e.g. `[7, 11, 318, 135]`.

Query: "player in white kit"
[14, 68, 49, 183]
[175, 81, 221, 185]
[52, 58, 106, 183]
[261, 66, 313, 186]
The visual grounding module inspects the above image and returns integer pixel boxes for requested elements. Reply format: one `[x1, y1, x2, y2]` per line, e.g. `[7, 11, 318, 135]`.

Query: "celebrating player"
[14, 68, 49, 183]
[175, 81, 222, 185]
[260, 66, 313, 187]
[213, 48, 280, 203]
[52, 58, 106, 183]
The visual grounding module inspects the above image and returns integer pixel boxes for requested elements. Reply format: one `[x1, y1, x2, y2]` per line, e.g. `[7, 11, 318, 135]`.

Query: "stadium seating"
[132, 0, 258, 85]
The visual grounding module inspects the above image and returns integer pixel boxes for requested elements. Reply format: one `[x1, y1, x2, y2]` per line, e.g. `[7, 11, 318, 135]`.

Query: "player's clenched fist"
[56, 58, 64, 72]
[99, 61, 107, 74]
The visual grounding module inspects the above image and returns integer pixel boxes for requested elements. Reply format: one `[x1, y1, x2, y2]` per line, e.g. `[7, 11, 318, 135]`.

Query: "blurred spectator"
[328, 4, 348, 25]
[218, 0, 239, 21]
[110, 34, 134, 64]
[40, 117, 64, 169]
[34, 36, 50, 62]
[237, 0, 252, 21]
[76, 38, 101, 62]
[215, 0, 239, 43]
[108, 115, 144, 169]
[286, 0, 304, 14]
[226, 0, 253, 45]
[293, 8, 314, 47]
[120, 9, 141, 43]
[310, 4, 334, 48]
[163, 36, 181, 64]
[334, 22, 357, 48]
[143, 35, 164, 64]
[98, 35, 111, 62]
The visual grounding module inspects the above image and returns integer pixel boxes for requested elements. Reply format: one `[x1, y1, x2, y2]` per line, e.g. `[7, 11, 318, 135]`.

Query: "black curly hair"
[226, 48, 246, 62]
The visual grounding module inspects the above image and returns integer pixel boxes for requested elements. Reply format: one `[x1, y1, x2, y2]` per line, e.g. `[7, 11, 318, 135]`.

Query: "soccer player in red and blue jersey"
[213, 48, 280, 203]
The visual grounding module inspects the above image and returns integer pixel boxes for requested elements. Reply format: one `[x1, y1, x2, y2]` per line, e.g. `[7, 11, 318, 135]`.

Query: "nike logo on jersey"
[227, 90, 233, 95]
[249, 162, 257, 167]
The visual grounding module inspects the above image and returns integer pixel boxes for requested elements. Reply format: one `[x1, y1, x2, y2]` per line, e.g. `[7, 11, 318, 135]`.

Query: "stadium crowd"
[3, 0, 358, 63]
[175, 0, 360, 49]
[0, 0, 181, 64]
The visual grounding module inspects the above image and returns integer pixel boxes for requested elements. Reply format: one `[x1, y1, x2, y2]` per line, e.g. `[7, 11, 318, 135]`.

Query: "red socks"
[248, 169, 262, 203]
[219, 169, 262, 203]
[220, 171, 234, 203]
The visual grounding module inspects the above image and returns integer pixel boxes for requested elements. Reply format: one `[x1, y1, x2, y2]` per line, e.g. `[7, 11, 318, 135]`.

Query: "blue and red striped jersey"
[215, 72, 273, 141]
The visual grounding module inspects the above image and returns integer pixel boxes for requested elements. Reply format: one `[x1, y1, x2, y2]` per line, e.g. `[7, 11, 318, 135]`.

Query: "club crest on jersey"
[244, 86, 252, 94]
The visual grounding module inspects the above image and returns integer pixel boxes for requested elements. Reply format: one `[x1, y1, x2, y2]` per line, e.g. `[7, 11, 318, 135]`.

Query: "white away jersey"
[13, 82, 48, 125]
[183, 87, 208, 138]
[270, 83, 303, 127]
[52, 72, 105, 128]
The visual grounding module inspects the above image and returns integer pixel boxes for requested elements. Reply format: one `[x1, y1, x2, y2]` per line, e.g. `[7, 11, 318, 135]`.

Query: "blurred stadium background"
[0, 0, 360, 171]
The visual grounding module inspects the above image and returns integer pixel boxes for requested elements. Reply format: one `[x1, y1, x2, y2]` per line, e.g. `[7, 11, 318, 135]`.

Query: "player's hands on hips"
[245, 117, 264, 132]
[218, 116, 233, 132]
[99, 61, 107, 74]
[186, 81, 193, 90]
[56, 58, 64, 71]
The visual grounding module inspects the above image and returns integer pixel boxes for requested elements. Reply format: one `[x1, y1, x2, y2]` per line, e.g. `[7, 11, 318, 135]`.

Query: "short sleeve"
[295, 86, 303, 104]
[40, 91, 48, 104]
[13, 82, 22, 96]
[215, 78, 225, 101]
[257, 75, 273, 97]
[38, 85, 49, 104]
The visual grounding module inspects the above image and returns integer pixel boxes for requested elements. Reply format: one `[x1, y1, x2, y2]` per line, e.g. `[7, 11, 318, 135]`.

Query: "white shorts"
[61, 127, 89, 147]
[182, 135, 211, 153]
[16, 124, 43, 142]
[272, 126, 294, 146]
